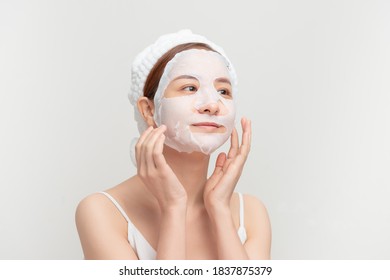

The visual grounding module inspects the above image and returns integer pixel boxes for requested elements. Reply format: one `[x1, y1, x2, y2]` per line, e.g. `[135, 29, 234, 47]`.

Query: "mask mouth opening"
[190, 123, 226, 134]
[192, 122, 222, 128]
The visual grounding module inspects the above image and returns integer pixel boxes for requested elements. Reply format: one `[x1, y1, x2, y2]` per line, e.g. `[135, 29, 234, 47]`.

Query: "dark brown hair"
[143, 43, 216, 100]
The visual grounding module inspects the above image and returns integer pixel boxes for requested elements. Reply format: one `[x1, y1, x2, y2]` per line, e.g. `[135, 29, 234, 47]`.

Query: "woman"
[76, 29, 271, 260]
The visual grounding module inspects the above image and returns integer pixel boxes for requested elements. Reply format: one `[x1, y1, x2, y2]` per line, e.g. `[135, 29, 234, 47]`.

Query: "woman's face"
[153, 49, 236, 154]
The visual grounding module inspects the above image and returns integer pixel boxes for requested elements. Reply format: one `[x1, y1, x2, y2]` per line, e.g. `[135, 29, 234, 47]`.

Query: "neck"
[163, 145, 210, 208]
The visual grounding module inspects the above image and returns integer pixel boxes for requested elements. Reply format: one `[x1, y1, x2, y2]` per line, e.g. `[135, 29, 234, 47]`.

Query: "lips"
[192, 122, 222, 128]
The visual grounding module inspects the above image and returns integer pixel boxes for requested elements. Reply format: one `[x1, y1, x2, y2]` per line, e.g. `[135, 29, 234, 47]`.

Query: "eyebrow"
[215, 77, 231, 85]
[172, 75, 231, 85]
[172, 75, 198, 81]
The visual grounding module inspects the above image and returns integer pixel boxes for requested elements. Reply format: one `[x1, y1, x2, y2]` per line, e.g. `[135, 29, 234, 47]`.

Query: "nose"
[198, 101, 220, 115]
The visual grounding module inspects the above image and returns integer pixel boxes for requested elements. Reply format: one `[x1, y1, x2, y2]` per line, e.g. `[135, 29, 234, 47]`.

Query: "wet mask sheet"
[153, 49, 237, 154]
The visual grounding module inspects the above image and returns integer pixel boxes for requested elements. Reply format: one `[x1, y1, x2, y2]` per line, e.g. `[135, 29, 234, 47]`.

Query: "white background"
[0, 0, 389, 259]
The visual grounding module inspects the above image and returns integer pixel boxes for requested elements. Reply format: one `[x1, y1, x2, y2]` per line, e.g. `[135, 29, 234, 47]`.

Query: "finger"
[136, 126, 153, 169]
[144, 125, 166, 171]
[140, 126, 160, 171]
[209, 153, 226, 182]
[248, 119, 252, 147]
[227, 127, 239, 160]
[239, 117, 251, 156]
[215, 152, 226, 171]
[205, 152, 226, 191]
[153, 132, 167, 169]
[221, 127, 238, 172]
[225, 118, 251, 172]
[246, 119, 252, 153]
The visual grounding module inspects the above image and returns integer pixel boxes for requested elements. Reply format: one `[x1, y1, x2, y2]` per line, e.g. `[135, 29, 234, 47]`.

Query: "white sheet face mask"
[153, 49, 237, 154]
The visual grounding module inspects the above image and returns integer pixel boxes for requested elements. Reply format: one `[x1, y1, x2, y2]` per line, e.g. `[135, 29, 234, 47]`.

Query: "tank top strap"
[237, 192, 247, 244]
[238, 192, 245, 228]
[99, 192, 156, 257]
[99, 191, 131, 223]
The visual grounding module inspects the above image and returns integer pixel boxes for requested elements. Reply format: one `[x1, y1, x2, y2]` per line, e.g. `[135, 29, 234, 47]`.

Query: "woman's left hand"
[203, 117, 252, 214]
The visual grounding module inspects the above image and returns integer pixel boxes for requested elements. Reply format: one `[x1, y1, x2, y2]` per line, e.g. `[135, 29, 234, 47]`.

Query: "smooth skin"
[76, 88, 271, 260]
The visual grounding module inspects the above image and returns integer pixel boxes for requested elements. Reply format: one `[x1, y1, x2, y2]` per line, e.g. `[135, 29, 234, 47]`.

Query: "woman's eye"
[218, 89, 230, 96]
[182, 86, 197, 92]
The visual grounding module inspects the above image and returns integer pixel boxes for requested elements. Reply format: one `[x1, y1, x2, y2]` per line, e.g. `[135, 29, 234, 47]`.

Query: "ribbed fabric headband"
[128, 29, 238, 134]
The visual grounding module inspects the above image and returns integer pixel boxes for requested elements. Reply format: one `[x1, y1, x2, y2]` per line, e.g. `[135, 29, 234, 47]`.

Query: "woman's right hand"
[135, 125, 187, 211]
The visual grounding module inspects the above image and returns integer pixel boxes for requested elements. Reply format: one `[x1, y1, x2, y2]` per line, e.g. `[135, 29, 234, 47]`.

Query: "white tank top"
[99, 191, 247, 260]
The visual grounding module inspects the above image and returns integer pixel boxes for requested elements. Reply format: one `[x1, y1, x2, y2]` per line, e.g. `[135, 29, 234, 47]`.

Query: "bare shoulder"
[242, 194, 269, 220]
[241, 194, 272, 259]
[75, 184, 138, 259]
[75, 192, 123, 227]
[76, 176, 140, 226]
